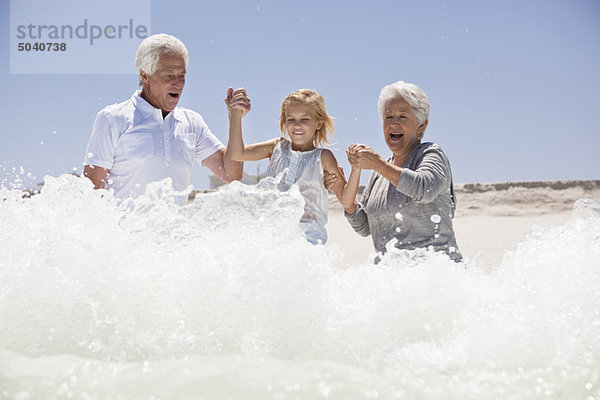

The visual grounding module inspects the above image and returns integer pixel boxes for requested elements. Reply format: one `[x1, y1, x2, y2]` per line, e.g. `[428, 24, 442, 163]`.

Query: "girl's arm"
[321, 149, 360, 213]
[226, 88, 278, 161]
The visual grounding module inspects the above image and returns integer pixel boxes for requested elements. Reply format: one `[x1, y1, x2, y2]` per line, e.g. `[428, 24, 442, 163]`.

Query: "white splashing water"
[1, 174, 599, 399]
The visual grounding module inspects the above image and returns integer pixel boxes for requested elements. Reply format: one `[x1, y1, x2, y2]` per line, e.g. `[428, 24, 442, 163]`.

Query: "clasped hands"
[346, 144, 384, 170]
[324, 143, 383, 190]
[225, 87, 251, 117]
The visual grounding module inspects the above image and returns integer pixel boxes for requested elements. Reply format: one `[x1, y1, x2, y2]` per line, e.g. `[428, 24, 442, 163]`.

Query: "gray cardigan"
[345, 142, 462, 261]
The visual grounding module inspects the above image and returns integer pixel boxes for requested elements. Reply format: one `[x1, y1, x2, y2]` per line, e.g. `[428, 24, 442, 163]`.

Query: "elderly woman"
[330, 81, 461, 262]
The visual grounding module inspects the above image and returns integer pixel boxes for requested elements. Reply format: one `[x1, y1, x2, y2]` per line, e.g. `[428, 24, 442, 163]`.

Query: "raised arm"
[395, 145, 451, 203]
[348, 143, 451, 203]
[226, 87, 278, 162]
[321, 149, 360, 212]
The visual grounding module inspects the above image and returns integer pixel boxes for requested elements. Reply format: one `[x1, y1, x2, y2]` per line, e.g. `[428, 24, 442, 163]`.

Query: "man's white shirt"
[84, 91, 224, 203]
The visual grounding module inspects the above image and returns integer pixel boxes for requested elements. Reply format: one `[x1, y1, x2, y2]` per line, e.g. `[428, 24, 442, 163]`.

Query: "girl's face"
[285, 103, 322, 151]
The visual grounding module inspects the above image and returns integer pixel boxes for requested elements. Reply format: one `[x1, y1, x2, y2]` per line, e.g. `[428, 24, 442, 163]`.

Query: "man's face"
[140, 53, 186, 114]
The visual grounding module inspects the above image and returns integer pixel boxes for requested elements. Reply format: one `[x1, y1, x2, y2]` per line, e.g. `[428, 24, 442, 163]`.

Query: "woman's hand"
[348, 143, 404, 186]
[347, 144, 384, 171]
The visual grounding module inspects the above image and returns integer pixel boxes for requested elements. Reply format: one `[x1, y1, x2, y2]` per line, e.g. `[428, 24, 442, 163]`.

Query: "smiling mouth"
[390, 133, 403, 140]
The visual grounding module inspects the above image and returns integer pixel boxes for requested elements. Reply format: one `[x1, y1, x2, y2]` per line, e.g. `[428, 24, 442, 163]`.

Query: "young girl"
[226, 88, 359, 244]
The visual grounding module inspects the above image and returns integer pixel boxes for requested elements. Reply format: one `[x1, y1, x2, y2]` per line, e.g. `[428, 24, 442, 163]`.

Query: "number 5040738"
[18, 42, 67, 51]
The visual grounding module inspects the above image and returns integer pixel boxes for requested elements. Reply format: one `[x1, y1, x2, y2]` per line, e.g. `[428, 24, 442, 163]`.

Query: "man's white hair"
[377, 81, 430, 125]
[135, 33, 189, 85]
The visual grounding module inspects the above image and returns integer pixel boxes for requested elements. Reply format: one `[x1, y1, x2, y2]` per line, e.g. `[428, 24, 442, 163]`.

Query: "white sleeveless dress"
[266, 139, 329, 244]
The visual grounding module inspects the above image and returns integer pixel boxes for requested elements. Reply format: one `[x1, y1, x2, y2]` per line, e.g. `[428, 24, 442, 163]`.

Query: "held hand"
[346, 143, 367, 168]
[225, 87, 251, 117]
[347, 143, 365, 155]
[323, 167, 343, 191]
[346, 144, 383, 171]
[346, 148, 359, 169]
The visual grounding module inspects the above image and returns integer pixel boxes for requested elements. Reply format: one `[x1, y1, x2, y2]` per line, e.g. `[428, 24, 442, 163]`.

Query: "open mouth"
[292, 131, 304, 135]
[390, 133, 403, 141]
[168, 93, 180, 99]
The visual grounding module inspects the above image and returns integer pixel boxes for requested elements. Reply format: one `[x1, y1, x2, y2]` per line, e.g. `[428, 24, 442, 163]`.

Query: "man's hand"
[83, 164, 109, 189]
[225, 87, 251, 118]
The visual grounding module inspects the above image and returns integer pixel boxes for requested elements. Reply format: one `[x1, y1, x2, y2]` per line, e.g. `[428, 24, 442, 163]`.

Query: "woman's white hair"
[135, 33, 189, 85]
[378, 81, 430, 125]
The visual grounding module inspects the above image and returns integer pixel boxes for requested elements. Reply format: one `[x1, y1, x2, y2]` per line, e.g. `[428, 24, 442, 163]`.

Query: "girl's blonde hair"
[279, 89, 334, 148]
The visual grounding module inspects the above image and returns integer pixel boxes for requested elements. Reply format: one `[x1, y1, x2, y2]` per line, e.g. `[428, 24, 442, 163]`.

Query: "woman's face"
[383, 96, 427, 157]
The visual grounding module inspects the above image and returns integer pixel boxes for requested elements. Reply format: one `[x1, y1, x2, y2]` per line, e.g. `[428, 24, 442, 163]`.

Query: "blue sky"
[1, 0, 599, 190]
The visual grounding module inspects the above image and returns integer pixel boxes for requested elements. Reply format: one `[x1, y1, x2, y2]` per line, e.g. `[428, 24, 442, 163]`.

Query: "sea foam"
[1, 174, 599, 399]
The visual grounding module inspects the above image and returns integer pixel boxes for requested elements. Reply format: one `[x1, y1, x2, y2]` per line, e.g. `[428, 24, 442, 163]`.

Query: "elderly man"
[83, 33, 248, 203]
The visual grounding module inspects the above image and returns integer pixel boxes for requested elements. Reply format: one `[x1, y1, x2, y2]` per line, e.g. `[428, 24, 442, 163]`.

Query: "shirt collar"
[131, 90, 183, 121]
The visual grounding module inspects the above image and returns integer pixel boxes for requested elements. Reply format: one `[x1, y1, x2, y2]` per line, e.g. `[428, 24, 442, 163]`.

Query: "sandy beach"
[326, 180, 600, 269]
